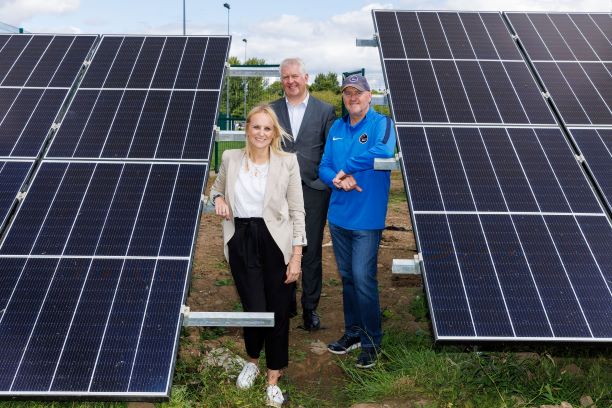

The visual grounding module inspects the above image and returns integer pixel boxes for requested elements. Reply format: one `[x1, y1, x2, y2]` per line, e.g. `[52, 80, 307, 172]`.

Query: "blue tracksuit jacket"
[319, 108, 396, 230]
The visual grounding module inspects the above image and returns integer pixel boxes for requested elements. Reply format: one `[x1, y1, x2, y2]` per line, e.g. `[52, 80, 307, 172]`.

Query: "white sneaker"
[236, 362, 259, 389]
[266, 384, 284, 407]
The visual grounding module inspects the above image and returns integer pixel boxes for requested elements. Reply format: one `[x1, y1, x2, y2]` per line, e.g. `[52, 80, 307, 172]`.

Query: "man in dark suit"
[271, 58, 336, 331]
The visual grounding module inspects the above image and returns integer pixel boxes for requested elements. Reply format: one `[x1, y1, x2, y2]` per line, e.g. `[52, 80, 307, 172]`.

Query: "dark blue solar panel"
[0, 161, 32, 229]
[151, 37, 186, 89]
[556, 62, 611, 125]
[534, 62, 590, 125]
[432, 60, 474, 123]
[0, 35, 31, 82]
[197, 37, 230, 90]
[398, 127, 444, 211]
[415, 213, 475, 338]
[175, 37, 208, 89]
[80, 36, 123, 88]
[567, 14, 612, 61]
[513, 215, 592, 338]
[547, 14, 598, 61]
[459, 13, 498, 59]
[374, 11, 405, 59]
[385, 60, 420, 123]
[396, 12, 428, 59]
[479, 214, 552, 338]
[0, 162, 206, 257]
[447, 214, 514, 337]
[410, 60, 447, 122]
[426, 128, 475, 211]
[418, 12, 452, 59]
[377, 9, 612, 342]
[527, 14, 575, 61]
[479, 61, 529, 124]
[1, 35, 53, 87]
[127, 37, 165, 89]
[104, 37, 144, 88]
[48, 36, 96, 88]
[452, 128, 506, 212]
[438, 12, 476, 59]
[25, 36, 73, 87]
[455, 61, 502, 123]
[570, 128, 612, 210]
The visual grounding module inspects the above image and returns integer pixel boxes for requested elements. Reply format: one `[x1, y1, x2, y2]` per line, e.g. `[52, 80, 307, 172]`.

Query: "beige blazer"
[210, 149, 307, 264]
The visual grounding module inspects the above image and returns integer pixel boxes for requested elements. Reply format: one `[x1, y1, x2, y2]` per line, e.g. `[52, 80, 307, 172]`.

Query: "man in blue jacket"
[319, 74, 396, 368]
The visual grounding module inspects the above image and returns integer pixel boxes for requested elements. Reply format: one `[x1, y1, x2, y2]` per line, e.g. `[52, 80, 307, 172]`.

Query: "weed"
[408, 293, 429, 322]
[214, 278, 233, 286]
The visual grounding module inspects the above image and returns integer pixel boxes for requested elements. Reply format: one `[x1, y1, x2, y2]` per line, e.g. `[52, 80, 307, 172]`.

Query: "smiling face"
[342, 86, 372, 124]
[280, 62, 309, 104]
[246, 111, 275, 152]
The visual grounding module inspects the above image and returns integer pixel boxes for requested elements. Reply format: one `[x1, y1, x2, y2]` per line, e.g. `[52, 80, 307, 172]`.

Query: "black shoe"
[302, 309, 321, 331]
[355, 347, 379, 369]
[327, 334, 361, 355]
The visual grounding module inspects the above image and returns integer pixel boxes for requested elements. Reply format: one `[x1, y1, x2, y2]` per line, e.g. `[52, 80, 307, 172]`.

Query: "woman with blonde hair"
[210, 104, 306, 407]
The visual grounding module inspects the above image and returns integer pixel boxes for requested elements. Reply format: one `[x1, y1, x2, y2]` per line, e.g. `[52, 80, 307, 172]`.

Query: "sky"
[1, 0, 610, 89]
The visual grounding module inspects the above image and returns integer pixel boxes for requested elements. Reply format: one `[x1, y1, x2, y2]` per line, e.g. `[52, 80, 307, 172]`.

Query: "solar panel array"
[505, 12, 612, 212]
[374, 10, 612, 341]
[0, 34, 229, 399]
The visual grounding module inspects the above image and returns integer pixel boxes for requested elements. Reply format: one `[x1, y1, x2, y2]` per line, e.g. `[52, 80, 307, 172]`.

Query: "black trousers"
[300, 185, 330, 310]
[228, 217, 292, 370]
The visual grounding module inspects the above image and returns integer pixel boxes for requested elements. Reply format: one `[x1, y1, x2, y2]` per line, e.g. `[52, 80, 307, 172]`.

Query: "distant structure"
[0, 21, 25, 33]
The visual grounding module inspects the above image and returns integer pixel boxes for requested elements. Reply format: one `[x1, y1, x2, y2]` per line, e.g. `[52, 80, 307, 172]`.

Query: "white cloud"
[0, 0, 80, 26]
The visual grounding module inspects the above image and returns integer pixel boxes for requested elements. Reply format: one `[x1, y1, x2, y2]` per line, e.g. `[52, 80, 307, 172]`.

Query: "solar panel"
[0, 35, 96, 159]
[0, 34, 229, 399]
[374, 10, 612, 341]
[506, 12, 612, 213]
[0, 160, 33, 231]
[0, 161, 206, 397]
[377, 11, 556, 126]
[47, 35, 229, 161]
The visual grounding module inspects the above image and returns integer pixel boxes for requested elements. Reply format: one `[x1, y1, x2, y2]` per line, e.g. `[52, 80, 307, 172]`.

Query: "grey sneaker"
[266, 384, 284, 407]
[236, 362, 259, 389]
[327, 334, 361, 355]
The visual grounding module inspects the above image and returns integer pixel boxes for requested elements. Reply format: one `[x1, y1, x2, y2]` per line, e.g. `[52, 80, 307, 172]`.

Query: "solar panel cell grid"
[1, 35, 53, 87]
[377, 11, 555, 126]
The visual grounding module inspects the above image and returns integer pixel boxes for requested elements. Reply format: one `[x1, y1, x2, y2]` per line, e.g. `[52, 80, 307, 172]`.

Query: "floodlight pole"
[182, 0, 186, 35]
[243, 38, 248, 119]
[224, 3, 231, 122]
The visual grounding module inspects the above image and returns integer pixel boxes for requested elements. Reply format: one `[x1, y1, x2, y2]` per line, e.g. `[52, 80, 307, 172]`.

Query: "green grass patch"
[336, 329, 612, 407]
[214, 278, 233, 287]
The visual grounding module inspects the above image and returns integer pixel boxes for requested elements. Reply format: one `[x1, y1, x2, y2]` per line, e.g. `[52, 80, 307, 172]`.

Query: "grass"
[335, 325, 611, 408]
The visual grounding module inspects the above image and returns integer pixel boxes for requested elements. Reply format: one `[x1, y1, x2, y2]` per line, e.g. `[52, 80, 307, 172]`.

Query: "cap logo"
[350, 76, 359, 82]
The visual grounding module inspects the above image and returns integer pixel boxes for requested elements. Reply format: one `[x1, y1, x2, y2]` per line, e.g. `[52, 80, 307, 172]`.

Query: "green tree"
[309, 72, 340, 94]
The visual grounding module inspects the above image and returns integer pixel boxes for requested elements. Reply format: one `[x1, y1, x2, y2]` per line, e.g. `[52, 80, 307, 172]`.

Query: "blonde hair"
[244, 104, 290, 161]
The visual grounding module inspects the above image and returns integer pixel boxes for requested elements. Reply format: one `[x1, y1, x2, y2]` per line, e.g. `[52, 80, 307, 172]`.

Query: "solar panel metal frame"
[373, 9, 612, 342]
[0, 160, 34, 234]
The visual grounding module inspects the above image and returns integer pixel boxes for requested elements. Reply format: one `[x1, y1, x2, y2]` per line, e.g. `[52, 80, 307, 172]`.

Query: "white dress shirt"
[285, 93, 309, 141]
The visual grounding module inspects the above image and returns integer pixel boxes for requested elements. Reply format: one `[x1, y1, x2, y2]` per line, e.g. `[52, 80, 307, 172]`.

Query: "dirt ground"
[186, 171, 422, 403]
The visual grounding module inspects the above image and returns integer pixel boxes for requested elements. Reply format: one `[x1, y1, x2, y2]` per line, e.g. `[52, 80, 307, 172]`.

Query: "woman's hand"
[214, 196, 231, 221]
[284, 255, 301, 284]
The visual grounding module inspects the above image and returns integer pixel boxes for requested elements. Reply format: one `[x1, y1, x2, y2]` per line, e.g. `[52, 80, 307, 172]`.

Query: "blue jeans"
[329, 223, 382, 349]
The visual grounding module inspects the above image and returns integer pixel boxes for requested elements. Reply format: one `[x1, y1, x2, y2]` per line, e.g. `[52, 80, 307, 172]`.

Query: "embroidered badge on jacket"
[359, 133, 368, 144]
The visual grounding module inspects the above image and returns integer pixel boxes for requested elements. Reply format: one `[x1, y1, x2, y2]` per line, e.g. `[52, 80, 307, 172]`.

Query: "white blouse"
[233, 158, 269, 218]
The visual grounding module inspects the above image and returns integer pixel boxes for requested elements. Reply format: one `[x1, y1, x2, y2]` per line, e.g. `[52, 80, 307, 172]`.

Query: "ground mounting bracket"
[182, 306, 274, 327]
[392, 254, 423, 275]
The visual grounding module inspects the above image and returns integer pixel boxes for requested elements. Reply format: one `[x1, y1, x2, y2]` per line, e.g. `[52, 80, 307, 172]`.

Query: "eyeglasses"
[342, 89, 365, 98]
